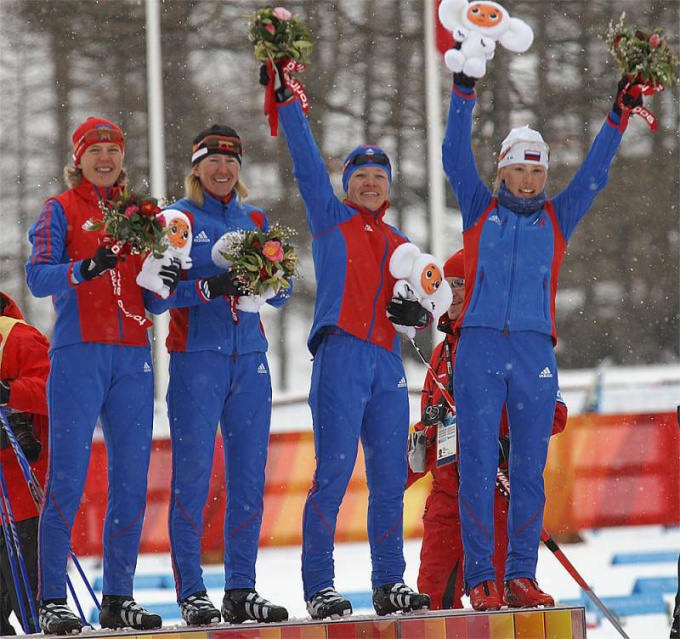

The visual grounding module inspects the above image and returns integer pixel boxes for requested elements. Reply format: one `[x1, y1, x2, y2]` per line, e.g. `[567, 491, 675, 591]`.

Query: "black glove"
[259, 60, 294, 103]
[498, 434, 510, 466]
[387, 297, 432, 329]
[201, 271, 250, 300]
[1, 412, 42, 462]
[612, 75, 643, 116]
[159, 258, 182, 296]
[80, 246, 118, 281]
[0, 380, 9, 406]
[453, 72, 477, 89]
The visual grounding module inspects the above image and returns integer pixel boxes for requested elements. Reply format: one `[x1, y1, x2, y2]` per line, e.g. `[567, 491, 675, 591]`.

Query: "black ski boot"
[99, 595, 162, 630]
[221, 588, 288, 623]
[180, 590, 221, 626]
[306, 587, 353, 620]
[39, 600, 83, 635]
[372, 583, 430, 615]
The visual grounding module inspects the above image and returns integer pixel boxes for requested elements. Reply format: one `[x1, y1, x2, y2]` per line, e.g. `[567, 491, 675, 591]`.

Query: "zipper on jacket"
[503, 216, 521, 333]
[367, 214, 389, 342]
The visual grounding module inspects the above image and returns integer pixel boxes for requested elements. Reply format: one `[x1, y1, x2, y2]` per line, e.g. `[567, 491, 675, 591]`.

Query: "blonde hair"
[184, 170, 249, 207]
[492, 171, 503, 195]
[63, 164, 128, 189]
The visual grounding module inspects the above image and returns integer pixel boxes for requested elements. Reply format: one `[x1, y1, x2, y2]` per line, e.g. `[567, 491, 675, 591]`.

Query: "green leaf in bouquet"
[606, 13, 679, 89]
[246, 6, 313, 65]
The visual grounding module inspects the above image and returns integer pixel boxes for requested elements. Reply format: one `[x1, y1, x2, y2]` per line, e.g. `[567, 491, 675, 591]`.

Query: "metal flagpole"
[145, 0, 170, 401]
[424, 1, 454, 346]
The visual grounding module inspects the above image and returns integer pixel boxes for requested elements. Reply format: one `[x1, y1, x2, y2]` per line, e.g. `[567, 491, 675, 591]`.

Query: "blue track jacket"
[145, 192, 290, 354]
[443, 86, 624, 343]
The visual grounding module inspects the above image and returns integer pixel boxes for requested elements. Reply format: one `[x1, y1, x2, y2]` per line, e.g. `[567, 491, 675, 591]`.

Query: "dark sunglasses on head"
[347, 152, 390, 169]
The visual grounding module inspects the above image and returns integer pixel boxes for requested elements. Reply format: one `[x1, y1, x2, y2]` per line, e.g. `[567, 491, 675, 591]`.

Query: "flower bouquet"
[246, 6, 312, 64]
[86, 192, 168, 257]
[606, 14, 678, 131]
[247, 6, 312, 136]
[212, 225, 299, 296]
[606, 14, 678, 89]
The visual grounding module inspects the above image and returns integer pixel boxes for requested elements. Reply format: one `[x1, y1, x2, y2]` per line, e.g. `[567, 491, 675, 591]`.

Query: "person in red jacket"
[25, 117, 170, 634]
[405, 251, 567, 610]
[0, 291, 50, 635]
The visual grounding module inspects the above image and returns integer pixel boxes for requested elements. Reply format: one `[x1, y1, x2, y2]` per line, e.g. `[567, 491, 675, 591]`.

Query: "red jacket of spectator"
[0, 292, 50, 521]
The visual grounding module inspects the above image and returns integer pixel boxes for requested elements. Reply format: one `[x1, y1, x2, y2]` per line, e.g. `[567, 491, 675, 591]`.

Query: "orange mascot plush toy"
[438, 0, 534, 78]
[388, 243, 452, 339]
[136, 209, 193, 298]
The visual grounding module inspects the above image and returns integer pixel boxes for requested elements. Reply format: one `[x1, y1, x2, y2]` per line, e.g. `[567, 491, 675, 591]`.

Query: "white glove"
[137, 253, 170, 298]
[236, 286, 276, 313]
[211, 231, 243, 269]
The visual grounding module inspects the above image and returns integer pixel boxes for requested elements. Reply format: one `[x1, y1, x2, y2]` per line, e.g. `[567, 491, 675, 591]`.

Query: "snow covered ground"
[13, 525, 678, 638]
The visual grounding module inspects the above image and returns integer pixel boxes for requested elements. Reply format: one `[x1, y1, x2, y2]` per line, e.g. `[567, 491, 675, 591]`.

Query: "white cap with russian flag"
[498, 125, 550, 169]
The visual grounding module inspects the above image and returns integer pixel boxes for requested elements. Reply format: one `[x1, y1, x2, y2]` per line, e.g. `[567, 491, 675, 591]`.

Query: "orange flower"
[263, 239, 284, 262]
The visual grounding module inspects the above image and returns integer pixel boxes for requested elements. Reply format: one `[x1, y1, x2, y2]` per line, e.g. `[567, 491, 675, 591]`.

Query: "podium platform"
[39, 606, 586, 639]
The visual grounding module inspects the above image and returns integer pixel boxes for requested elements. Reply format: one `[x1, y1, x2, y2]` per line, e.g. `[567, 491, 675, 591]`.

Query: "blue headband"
[342, 145, 392, 193]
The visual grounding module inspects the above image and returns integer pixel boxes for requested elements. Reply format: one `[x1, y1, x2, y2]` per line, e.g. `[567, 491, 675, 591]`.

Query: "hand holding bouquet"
[247, 6, 312, 136]
[606, 13, 678, 130]
[87, 192, 167, 257]
[211, 225, 299, 297]
[606, 14, 678, 88]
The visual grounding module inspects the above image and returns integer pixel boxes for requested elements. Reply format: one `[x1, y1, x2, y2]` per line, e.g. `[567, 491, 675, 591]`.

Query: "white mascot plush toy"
[388, 243, 453, 339]
[211, 231, 276, 314]
[438, 0, 534, 78]
[136, 209, 193, 299]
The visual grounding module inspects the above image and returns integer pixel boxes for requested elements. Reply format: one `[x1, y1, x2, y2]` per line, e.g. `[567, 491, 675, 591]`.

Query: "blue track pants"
[39, 343, 154, 600]
[454, 328, 557, 590]
[167, 350, 272, 601]
[302, 333, 410, 600]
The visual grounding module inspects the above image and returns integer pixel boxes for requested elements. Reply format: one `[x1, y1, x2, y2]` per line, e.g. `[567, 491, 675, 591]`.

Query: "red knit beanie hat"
[72, 117, 125, 166]
[444, 249, 464, 279]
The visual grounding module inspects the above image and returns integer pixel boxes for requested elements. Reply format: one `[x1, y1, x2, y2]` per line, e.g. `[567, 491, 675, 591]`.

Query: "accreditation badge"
[436, 410, 457, 467]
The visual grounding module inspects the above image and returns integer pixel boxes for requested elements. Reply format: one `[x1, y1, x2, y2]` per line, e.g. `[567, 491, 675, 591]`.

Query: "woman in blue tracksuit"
[145, 125, 290, 626]
[264, 63, 431, 620]
[442, 72, 641, 610]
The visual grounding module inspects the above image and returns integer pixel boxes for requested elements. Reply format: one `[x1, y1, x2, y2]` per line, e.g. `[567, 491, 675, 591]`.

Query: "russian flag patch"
[524, 150, 542, 162]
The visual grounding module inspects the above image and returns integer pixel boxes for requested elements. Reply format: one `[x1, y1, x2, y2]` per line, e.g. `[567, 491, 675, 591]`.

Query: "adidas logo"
[488, 214, 502, 225]
[364, 224, 374, 232]
[397, 377, 407, 388]
[257, 363, 267, 374]
[538, 367, 553, 378]
[143, 362, 152, 373]
[194, 230, 210, 243]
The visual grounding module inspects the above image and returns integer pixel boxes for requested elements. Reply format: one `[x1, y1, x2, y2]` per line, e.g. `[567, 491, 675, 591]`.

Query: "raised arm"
[263, 62, 350, 235]
[442, 77, 494, 230]
[552, 79, 628, 240]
